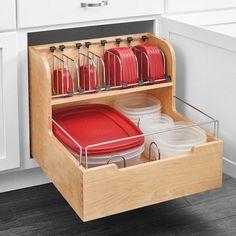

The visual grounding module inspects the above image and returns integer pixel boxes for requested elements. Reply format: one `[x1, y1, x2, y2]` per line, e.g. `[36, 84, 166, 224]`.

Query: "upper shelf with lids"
[29, 33, 176, 106]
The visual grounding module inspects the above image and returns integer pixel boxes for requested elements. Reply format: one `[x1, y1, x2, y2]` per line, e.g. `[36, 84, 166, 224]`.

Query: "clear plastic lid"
[139, 114, 174, 133]
[155, 122, 207, 149]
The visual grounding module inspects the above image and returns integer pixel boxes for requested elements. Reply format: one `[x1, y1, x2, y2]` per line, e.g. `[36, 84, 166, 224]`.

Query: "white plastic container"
[155, 122, 207, 159]
[114, 94, 162, 124]
[73, 144, 144, 168]
[139, 114, 174, 158]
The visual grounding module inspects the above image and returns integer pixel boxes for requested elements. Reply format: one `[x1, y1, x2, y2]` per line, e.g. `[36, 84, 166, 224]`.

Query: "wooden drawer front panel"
[17, 0, 164, 29]
[83, 142, 222, 221]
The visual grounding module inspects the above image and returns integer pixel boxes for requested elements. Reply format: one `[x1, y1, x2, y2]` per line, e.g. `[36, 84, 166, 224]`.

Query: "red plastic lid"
[53, 104, 144, 156]
[132, 44, 164, 81]
[104, 47, 138, 86]
[79, 64, 98, 90]
[53, 68, 73, 94]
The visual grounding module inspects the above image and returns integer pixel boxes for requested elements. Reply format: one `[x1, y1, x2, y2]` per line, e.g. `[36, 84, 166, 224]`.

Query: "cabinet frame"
[0, 33, 20, 171]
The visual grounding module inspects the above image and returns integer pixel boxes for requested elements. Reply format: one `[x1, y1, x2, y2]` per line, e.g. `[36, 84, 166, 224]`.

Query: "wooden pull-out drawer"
[29, 33, 223, 221]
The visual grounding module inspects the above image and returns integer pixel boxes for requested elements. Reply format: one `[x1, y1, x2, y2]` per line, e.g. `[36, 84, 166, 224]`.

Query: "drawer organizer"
[29, 33, 223, 221]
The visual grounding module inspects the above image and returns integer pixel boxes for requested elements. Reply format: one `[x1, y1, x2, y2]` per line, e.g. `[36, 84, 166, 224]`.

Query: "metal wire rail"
[51, 96, 219, 169]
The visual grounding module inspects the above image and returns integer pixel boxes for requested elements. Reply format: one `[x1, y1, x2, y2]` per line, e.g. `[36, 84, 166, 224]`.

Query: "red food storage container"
[53, 68, 73, 94]
[132, 44, 165, 81]
[104, 47, 138, 87]
[52, 104, 144, 157]
[79, 64, 98, 91]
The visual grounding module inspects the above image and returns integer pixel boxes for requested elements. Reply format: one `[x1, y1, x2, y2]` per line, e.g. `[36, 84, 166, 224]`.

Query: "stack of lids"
[52, 104, 144, 167]
[53, 68, 73, 94]
[155, 122, 207, 158]
[104, 47, 138, 86]
[132, 44, 165, 81]
[114, 94, 162, 124]
[139, 114, 174, 158]
[79, 64, 98, 91]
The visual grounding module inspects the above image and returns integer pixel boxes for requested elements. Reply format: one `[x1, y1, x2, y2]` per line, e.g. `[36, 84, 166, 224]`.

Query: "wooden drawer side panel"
[83, 141, 223, 221]
[29, 48, 85, 219]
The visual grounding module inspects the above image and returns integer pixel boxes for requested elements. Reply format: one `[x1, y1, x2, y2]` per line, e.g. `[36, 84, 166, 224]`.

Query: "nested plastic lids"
[104, 47, 138, 85]
[139, 114, 174, 133]
[132, 44, 165, 80]
[155, 122, 207, 149]
[52, 104, 144, 156]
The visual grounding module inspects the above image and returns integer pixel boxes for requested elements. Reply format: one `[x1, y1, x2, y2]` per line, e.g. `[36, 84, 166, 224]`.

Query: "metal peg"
[59, 45, 65, 51]
[49, 46, 56, 53]
[85, 42, 92, 48]
[141, 35, 149, 42]
[76, 43, 83, 49]
[115, 38, 122, 46]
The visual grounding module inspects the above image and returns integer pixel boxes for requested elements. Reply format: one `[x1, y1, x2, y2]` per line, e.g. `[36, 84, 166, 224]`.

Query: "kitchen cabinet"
[0, 32, 20, 171]
[0, 0, 16, 32]
[0, 0, 226, 200]
[160, 12, 236, 178]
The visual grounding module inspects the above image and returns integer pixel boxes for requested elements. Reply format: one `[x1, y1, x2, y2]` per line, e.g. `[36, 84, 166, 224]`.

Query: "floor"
[0, 174, 236, 236]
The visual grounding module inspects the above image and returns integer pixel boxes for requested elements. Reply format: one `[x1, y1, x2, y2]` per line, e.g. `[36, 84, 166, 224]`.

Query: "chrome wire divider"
[83, 120, 217, 169]
[51, 54, 65, 96]
[105, 50, 123, 88]
[52, 119, 83, 165]
[62, 53, 75, 96]
[107, 156, 126, 168]
[149, 142, 160, 161]
[174, 96, 219, 138]
[88, 50, 105, 90]
[77, 52, 97, 93]
[160, 50, 166, 76]
[132, 47, 150, 84]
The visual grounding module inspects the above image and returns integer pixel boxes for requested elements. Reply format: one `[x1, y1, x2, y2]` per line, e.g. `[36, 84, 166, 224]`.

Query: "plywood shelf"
[51, 82, 174, 106]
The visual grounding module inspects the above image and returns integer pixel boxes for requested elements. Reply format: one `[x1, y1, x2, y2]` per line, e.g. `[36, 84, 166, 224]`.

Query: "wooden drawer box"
[29, 33, 223, 221]
[17, 0, 164, 29]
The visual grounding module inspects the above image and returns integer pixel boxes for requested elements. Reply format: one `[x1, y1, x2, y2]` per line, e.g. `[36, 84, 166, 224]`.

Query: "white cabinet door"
[0, 0, 16, 32]
[0, 33, 20, 171]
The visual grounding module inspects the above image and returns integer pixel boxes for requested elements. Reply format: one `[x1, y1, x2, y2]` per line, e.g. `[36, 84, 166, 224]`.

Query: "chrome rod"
[52, 119, 82, 165]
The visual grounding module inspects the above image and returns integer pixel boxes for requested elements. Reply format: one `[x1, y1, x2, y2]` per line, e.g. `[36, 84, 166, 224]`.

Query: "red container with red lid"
[79, 64, 98, 91]
[53, 68, 73, 94]
[132, 44, 165, 81]
[52, 104, 144, 157]
[104, 47, 138, 86]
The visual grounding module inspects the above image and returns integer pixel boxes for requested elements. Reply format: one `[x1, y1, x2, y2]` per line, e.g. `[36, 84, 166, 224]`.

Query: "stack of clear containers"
[114, 94, 162, 125]
[139, 114, 174, 158]
[155, 122, 207, 158]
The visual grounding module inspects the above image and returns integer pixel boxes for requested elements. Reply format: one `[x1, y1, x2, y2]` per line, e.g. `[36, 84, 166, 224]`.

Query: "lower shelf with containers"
[29, 33, 223, 221]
